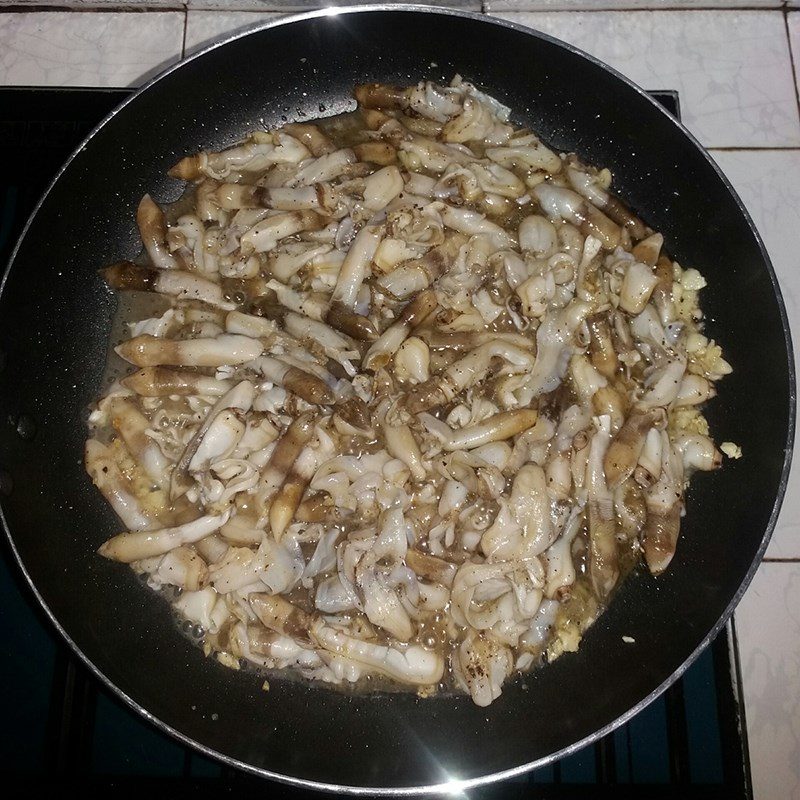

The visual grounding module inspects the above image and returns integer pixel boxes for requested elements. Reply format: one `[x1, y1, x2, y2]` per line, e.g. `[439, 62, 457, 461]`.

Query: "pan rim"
[0, 4, 795, 794]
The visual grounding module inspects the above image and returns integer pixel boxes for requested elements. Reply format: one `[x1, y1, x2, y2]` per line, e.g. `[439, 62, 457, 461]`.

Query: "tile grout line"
[0, 4, 791, 15]
[0, 4, 790, 14]
[783, 6, 800, 129]
[486, 5, 782, 14]
[180, 4, 187, 60]
[762, 557, 800, 562]
[708, 145, 800, 150]
[0, 4, 186, 12]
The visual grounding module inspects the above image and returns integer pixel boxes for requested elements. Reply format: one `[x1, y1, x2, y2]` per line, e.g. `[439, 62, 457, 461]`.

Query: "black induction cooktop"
[0, 86, 750, 798]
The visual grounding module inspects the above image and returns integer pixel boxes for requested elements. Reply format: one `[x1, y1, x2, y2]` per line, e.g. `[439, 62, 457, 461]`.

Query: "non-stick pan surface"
[0, 6, 793, 793]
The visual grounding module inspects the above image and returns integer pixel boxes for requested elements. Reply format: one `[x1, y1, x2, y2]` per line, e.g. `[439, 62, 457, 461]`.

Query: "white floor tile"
[185, 10, 283, 56]
[0, 0, 180, 5]
[487, 0, 780, 9]
[735, 563, 800, 800]
[0, 12, 184, 87]
[712, 150, 800, 559]
[0, 0, 777, 6]
[185, 0, 480, 10]
[492, 10, 800, 148]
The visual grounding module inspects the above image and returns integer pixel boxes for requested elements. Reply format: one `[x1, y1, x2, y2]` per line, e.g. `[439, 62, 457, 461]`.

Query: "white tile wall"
[0, 0, 182, 6]
[0, 12, 183, 87]
[184, 10, 281, 55]
[736, 563, 800, 800]
[184, 0, 480, 10]
[0, 0, 779, 6]
[712, 150, 800, 561]
[488, 0, 781, 8]
[492, 10, 800, 148]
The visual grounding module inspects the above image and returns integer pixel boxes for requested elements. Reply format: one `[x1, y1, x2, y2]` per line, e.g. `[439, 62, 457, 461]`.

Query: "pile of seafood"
[86, 77, 731, 707]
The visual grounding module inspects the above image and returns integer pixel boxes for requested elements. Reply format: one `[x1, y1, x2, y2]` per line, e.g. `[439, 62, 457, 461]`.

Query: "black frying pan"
[0, 6, 793, 793]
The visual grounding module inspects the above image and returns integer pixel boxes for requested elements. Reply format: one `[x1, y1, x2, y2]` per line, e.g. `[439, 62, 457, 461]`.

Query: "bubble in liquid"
[15, 414, 37, 441]
[0, 470, 13, 496]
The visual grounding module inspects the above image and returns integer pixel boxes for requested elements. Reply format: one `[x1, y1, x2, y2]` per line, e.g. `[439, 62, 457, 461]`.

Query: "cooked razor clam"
[87, 76, 730, 708]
